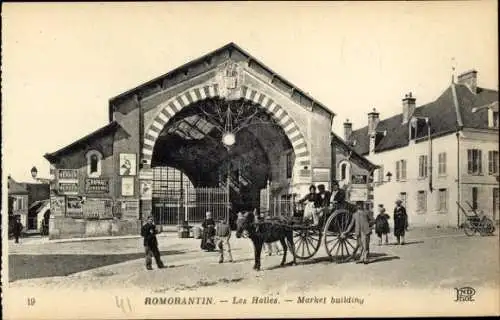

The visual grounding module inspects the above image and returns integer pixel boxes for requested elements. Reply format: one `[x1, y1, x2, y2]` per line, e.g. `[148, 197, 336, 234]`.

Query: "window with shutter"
[467, 149, 483, 175]
[396, 161, 400, 181]
[489, 151, 499, 175]
[401, 160, 407, 180]
[417, 190, 427, 213]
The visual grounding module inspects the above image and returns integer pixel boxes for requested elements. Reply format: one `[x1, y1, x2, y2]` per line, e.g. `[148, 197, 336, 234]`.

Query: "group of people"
[345, 199, 409, 265]
[374, 200, 409, 246]
[298, 181, 346, 227]
[140, 185, 409, 269]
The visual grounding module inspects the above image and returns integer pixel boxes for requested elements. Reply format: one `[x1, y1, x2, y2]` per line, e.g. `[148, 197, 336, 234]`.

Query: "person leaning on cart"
[342, 202, 374, 264]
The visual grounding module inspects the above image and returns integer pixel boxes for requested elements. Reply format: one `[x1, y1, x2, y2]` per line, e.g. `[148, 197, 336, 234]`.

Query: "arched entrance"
[147, 92, 301, 226]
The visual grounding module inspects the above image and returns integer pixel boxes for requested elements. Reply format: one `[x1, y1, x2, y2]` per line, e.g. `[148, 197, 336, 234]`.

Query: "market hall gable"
[44, 43, 336, 239]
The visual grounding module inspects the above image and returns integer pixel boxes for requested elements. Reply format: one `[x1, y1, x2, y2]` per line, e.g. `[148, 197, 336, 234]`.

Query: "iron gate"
[152, 187, 229, 225]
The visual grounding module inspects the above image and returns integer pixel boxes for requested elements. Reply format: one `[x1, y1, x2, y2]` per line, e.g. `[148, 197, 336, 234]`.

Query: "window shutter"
[478, 150, 482, 174]
[402, 160, 407, 179]
[443, 153, 447, 174]
[396, 161, 400, 181]
[489, 151, 493, 174]
[467, 150, 473, 173]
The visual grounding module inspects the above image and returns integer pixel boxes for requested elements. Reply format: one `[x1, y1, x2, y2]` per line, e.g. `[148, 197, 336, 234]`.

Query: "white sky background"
[2, 1, 498, 182]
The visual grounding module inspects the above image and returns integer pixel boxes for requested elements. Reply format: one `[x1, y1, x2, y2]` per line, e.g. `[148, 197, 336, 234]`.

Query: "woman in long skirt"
[375, 204, 390, 245]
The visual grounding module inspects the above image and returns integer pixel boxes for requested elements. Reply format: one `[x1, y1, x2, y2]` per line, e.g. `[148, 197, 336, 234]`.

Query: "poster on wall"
[120, 199, 140, 219]
[121, 177, 135, 196]
[140, 180, 152, 200]
[50, 196, 66, 217]
[85, 178, 109, 193]
[83, 198, 113, 219]
[66, 196, 83, 217]
[119, 153, 136, 176]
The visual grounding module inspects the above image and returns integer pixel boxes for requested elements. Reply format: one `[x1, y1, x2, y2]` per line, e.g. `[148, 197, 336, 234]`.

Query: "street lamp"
[31, 166, 38, 180]
[386, 171, 392, 182]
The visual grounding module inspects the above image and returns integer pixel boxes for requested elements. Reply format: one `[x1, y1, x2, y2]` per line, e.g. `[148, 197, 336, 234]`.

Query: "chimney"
[368, 108, 380, 135]
[402, 92, 416, 124]
[343, 119, 352, 142]
[457, 69, 478, 94]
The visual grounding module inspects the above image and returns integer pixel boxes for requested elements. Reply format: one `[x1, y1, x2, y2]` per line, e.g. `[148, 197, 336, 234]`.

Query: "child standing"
[375, 204, 390, 245]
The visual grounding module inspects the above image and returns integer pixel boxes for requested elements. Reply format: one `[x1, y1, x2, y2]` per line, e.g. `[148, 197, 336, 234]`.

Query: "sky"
[2, 1, 498, 182]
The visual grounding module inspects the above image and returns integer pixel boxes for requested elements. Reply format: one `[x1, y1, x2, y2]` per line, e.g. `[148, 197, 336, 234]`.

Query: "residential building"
[345, 70, 499, 227]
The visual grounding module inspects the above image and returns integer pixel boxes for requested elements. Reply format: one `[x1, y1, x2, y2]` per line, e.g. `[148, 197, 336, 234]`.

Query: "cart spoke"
[327, 237, 340, 256]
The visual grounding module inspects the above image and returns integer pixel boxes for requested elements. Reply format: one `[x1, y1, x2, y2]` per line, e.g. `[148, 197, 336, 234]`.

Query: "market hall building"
[44, 43, 375, 240]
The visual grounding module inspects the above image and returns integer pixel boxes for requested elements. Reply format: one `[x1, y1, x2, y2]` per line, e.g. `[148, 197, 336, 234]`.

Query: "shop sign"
[58, 169, 78, 181]
[85, 178, 109, 193]
[59, 182, 79, 195]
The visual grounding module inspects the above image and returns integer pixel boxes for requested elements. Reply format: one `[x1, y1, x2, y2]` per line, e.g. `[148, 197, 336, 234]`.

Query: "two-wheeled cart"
[290, 202, 359, 263]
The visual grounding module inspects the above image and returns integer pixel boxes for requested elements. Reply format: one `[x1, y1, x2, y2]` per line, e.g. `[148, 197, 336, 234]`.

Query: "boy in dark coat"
[141, 216, 165, 270]
[393, 200, 409, 245]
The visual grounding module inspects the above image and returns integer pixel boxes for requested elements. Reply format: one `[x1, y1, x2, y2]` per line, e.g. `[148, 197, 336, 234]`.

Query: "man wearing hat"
[393, 199, 409, 245]
[141, 216, 165, 270]
[329, 180, 346, 211]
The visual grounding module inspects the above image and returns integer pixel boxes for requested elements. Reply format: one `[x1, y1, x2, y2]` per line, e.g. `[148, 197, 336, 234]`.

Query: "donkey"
[235, 210, 296, 271]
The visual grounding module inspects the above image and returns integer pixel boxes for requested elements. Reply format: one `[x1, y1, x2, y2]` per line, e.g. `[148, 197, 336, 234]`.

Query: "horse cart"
[457, 201, 496, 236]
[290, 202, 360, 263]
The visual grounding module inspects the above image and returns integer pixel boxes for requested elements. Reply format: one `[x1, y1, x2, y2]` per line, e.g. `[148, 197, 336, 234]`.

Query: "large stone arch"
[141, 84, 311, 170]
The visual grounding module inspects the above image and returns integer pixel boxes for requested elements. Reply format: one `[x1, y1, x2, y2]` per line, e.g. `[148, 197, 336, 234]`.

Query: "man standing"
[141, 216, 165, 270]
[344, 202, 374, 264]
[393, 200, 409, 245]
[13, 216, 23, 244]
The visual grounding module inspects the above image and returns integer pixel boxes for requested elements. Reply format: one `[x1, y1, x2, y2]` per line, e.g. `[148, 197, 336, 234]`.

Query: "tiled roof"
[44, 121, 120, 162]
[331, 132, 379, 171]
[8, 176, 29, 195]
[349, 84, 498, 155]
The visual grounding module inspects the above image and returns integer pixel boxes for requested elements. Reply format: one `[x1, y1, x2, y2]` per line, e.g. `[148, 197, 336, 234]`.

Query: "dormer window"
[86, 150, 102, 178]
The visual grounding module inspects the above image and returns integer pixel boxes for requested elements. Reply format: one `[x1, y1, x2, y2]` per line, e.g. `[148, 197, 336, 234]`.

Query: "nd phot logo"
[454, 287, 476, 302]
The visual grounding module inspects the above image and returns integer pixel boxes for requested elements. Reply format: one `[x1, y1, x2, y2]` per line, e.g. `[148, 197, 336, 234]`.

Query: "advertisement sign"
[121, 177, 135, 196]
[58, 169, 78, 180]
[66, 196, 83, 217]
[120, 199, 140, 219]
[352, 175, 368, 184]
[58, 182, 79, 195]
[349, 187, 369, 202]
[85, 178, 109, 193]
[83, 198, 113, 219]
[119, 153, 137, 176]
[50, 196, 66, 217]
[140, 180, 152, 200]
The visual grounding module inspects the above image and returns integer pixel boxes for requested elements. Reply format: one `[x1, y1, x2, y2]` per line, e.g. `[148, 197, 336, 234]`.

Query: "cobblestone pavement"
[7, 227, 499, 294]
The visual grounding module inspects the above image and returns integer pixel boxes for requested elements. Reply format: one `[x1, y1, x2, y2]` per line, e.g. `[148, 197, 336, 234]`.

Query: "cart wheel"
[292, 227, 322, 259]
[479, 219, 495, 236]
[323, 209, 358, 263]
[463, 220, 476, 236]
